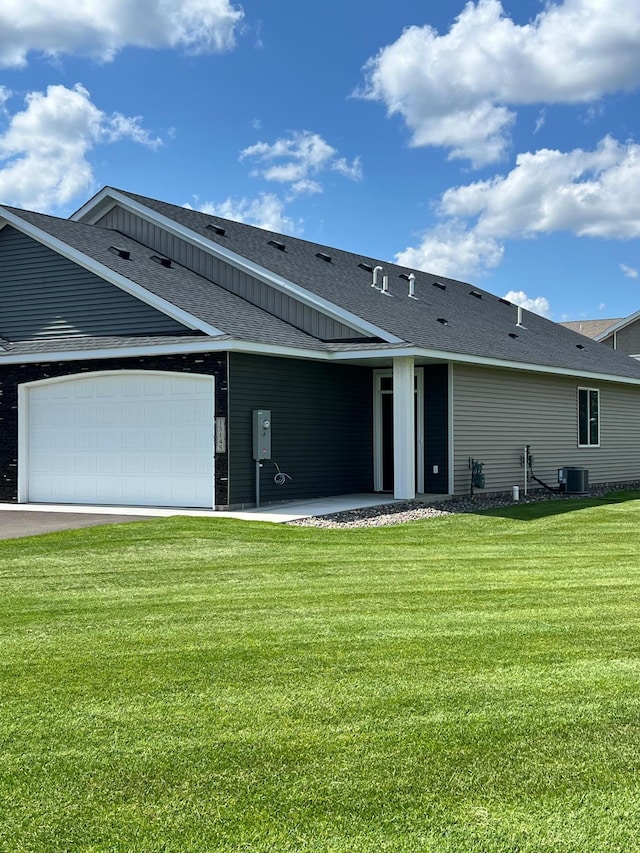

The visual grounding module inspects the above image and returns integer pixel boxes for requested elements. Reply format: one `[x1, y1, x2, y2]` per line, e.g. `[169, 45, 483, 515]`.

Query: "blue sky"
[1, 0, 639, 322]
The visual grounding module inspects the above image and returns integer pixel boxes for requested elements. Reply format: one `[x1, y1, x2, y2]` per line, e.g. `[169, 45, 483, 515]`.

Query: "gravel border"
[285, 481, 640, 528]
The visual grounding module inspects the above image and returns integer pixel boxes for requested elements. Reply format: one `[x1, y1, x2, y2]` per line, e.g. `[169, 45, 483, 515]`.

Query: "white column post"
[393, 356, 415, 500]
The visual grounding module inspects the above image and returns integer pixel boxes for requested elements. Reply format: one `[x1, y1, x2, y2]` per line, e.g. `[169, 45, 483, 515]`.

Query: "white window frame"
[577, 386, 600, 448]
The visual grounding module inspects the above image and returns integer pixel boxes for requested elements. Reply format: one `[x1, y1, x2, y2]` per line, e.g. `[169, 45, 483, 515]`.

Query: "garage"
[20, 371, 215, 508]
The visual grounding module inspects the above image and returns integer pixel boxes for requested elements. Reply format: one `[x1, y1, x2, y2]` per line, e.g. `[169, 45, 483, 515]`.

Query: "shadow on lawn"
[473, 489, 640, 521]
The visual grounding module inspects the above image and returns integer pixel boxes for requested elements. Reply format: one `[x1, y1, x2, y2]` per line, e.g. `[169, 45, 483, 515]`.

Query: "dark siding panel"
[229, 354, 373, 504]
[0, 226, 186, 340]
[98, 207, 365, 341]
[424, 364, 449, 493]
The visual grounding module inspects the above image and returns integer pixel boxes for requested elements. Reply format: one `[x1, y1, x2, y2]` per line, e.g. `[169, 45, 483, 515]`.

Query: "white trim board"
[3, 338, 640, 387]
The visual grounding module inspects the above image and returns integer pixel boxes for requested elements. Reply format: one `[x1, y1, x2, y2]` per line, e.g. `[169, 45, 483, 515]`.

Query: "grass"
[2, 494, 640, 851]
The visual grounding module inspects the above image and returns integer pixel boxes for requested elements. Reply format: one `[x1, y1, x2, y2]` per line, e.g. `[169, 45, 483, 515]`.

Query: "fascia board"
[3, 337, 640, 386]
[335, 346, 640, 385]
[72, 188, 403, 345]
[0, 209, 224, 338]
[594, 313, 640, 341]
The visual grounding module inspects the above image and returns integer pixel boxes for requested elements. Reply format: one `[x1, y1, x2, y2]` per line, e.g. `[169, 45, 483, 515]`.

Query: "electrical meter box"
[252, 410, 272, 460]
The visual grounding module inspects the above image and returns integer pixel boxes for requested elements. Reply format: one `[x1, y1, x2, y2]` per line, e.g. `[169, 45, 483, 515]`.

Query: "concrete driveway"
[0, 510, 151, 540]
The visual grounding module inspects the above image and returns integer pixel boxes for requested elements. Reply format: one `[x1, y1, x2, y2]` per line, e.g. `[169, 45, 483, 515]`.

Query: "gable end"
[0, 225, 189, 341]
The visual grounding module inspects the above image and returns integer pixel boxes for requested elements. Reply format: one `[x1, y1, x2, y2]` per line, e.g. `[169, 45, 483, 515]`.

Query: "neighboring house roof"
[3, 188, 640, 384]
[561, 319, 621, 339]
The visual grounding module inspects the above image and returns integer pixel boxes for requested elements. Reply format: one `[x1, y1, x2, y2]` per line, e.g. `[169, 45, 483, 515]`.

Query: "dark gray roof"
[4, 190, 640, 381]
[2, 206, 326, 352]
[3, 334, 226, 356]
[112, 189, 640, 381]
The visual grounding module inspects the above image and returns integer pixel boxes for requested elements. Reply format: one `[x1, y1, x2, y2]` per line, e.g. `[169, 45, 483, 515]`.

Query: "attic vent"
[151, 255, 172, 268]
[206, 224, 226, 237]
[358, 262, 374, 272]
[268, 239, 286, 251]
[576, 344, 585, 350]
[499, 298, 511, 305]
[437, 318, 448, 325]
[509, 332, 519, 339]
[399, 273, 411, 281]
[469, 290, 482, 299]
[109, 246, 130, 260]
[315, 252, 332, 263]
[433, 281, 446, 291]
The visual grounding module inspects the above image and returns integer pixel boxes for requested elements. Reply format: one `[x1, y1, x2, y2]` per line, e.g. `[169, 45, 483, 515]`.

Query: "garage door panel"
[25, 372, 214, 508]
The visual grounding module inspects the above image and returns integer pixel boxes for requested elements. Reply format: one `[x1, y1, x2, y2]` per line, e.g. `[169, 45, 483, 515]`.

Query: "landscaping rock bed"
[286, 481, 640, 528]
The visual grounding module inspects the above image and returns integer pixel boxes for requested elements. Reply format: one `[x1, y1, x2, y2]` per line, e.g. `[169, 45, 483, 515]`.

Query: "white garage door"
[23, 371, 215, 508]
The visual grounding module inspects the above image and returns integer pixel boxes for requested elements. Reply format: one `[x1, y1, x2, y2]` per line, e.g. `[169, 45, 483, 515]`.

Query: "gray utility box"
[558, 467, 589, 494]
[252, 410, 272, 460]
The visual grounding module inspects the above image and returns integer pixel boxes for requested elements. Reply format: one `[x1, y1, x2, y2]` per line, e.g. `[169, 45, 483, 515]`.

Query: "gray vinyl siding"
[0, 226, 186, 340]
[228, 353, 373, 504]
[609, 322, 640, 355]
[97, 206, 364, 341]
[452, 364, 640, 495]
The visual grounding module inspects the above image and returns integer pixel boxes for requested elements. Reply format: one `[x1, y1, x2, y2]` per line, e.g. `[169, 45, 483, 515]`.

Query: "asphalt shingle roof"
[4, 189, 640, 383]
[2, 206, 326, 352]
[561, 319, 621, 339]
[113, 190, 640, 381]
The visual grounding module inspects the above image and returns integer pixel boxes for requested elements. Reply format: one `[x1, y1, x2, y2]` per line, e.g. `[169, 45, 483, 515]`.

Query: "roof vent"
[437, 317, 448, 325]
[315, 252, 332, 263]
[151, 255, 172, 268]
[576, 344, 585, 350]
[509, 332, 519, 339]
[469, 290, 482, 299]
[109, 246, 130, 260]
[206, 224, 226, 237]
[517, 306, 525, 327]
[268, 239, 286, 251]
[381, 275, 391, 296]
[358, 262, 374, 272]
[499, 297, 511, 305]
[433, 281, 446, 291]
[372, 266, 383, 289]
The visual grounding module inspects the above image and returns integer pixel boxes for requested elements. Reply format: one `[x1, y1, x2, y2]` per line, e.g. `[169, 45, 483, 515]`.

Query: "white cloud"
[361, 0, 640, 165]
[395, 222, 503, 280]
[192, 193, 299, 234]
[503, 290, 551, 318]
[397, 135, 640, 283]
[440, 136, 640, 240]
[240, 130, 362, 196]
[621, 263, 639, 278]
[0, 83, 161, 211]
[0, 0, 243, 67]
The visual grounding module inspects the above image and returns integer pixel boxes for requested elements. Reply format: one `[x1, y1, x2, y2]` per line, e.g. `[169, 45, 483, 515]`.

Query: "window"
[578, 388, 599, 447]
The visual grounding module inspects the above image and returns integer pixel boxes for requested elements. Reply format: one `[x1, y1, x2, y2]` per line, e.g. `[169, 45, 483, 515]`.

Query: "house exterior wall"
[452, 364, 640, 495]
[228, 353, 373, 505]
[97, 207, 364, 341]
[0, 353, 229, 505]
[0, 226, 186, 340]
[605, 322, 640, 355]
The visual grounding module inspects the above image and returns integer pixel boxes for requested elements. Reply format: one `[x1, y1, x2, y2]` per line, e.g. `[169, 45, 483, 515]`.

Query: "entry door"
[374, 370, 424, 493]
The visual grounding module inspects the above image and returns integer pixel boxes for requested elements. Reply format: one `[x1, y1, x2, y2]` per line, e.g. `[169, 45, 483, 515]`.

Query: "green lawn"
[2, 496, 640, 852]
